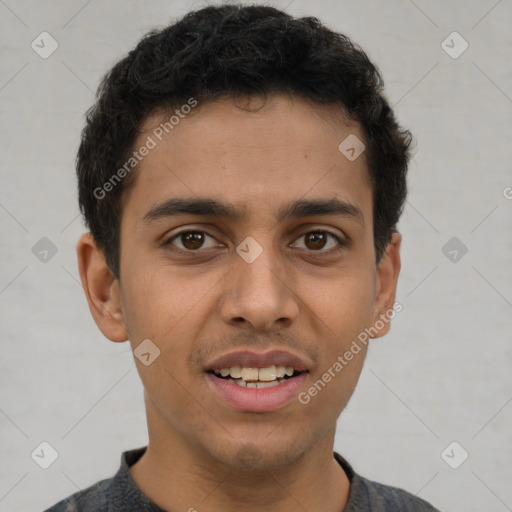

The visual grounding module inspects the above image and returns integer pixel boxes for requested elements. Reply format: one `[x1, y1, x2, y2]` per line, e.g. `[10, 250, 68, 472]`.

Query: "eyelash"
[163, 229, 346, 255]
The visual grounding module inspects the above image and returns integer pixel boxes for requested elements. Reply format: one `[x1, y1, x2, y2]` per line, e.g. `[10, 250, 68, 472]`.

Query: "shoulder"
[42, 477, 111, 512]
[357, 476, 441, 511]
[334, 452, 441, 511]
[42, 447, 150, 512]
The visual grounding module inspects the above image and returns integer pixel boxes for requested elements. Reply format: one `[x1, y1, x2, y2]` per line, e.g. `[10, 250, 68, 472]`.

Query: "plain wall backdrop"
[1, 1, 511, 511]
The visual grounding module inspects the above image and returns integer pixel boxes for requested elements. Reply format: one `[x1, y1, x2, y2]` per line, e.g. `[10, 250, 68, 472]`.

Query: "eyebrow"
[143, 197, 364, 225]
[143, 198, 242, 223]
[277, 198, 364, 225]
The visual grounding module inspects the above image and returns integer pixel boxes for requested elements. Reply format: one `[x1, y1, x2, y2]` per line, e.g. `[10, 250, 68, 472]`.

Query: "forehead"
[121, 94, 372, 223]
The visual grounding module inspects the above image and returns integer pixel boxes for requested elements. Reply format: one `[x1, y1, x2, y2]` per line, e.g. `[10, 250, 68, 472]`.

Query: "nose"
[219, 244, 300, 332]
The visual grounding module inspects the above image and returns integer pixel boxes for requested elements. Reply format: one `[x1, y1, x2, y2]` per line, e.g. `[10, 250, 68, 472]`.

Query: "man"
[46, 3, 441, 511]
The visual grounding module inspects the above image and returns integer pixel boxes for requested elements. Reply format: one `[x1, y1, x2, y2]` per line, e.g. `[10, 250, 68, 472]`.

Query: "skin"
[77, 93, 401, 512]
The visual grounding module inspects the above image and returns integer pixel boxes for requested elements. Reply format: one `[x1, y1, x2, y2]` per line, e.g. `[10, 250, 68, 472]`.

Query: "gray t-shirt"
[44, 446, 441, 511]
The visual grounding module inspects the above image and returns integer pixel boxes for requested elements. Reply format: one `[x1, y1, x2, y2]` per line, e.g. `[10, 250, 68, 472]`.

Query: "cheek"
[306, 267, 376, 338]
[119, 266, 227, 394]
[119, 254, 211, 339]
[298, 342, 368, 425]
[300, 265, 375, 405]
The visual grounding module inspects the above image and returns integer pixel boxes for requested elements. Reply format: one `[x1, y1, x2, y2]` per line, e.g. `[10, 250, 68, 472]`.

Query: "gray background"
[1, 0, 511, 511]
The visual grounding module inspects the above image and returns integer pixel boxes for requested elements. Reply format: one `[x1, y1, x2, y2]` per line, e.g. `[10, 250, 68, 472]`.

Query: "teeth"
[240, 367, 259, 381]
[256, 380, 280, 388]
[230, 366, 242, 378]
[258, 365, 277, 381]
[214, 365, 296, 382]
[245, 381, 280, 389]
[221, 377, 288, 388]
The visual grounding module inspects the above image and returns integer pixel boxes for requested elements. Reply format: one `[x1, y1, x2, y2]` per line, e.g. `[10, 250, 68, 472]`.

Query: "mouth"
[204, 350, 310, 412]
[209, 365, 302, 388]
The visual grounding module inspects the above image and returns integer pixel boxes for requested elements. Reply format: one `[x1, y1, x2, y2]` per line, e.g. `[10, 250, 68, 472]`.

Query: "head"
[77, 4, 411, 472]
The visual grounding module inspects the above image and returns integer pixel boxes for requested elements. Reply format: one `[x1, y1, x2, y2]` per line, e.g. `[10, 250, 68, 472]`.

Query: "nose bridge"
[219, 234, 299, 329]
[235, 235, 285, 298]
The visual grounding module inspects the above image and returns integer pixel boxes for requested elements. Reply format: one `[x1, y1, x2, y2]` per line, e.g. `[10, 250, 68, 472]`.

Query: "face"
[79, 93, 400, 472]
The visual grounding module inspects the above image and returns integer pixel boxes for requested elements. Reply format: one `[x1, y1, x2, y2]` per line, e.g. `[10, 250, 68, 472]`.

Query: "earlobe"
[76, 233, 128, 342]
[370, 232, 402, 339]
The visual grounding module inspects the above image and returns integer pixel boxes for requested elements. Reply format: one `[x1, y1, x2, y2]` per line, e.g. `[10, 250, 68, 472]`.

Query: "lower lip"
[206, 372, 308, 412]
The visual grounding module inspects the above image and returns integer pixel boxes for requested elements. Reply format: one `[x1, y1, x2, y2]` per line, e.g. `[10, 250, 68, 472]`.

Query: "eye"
[291, 231, 344, 252]
[166, 231, 219, 251]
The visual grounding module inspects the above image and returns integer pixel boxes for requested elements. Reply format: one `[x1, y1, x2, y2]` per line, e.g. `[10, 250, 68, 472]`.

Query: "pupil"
[183, 232, 204, 249]
[306, 232, 326, 250]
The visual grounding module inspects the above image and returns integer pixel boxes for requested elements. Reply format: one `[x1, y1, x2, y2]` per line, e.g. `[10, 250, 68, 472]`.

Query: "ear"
[370, 232, 402, 339]
[76, 233, 128, 342]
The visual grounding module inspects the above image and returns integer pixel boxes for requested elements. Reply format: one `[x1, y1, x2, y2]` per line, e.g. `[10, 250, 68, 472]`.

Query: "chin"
[207, 435, 310, 472]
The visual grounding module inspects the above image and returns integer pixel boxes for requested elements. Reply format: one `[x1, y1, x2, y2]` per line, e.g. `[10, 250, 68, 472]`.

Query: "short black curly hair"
[77, 3, 411, 279]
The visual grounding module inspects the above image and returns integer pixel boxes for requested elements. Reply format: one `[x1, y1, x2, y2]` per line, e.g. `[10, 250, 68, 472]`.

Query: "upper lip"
[205, 349, 310, 373]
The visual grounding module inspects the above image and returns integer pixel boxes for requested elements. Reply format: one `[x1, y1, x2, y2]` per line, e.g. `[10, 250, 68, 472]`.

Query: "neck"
[130, 400, 351, 511]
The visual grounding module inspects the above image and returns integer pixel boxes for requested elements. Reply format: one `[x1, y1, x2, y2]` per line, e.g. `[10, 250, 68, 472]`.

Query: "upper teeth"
[214, 365, 295, 381]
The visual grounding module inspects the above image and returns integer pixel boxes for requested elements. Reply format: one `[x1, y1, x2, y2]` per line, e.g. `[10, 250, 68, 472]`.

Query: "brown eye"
[167, 231, 218, 251]
[181, 232, 205, 250]
[291, 231, 343, 252]
[304, 232, 327, 250]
